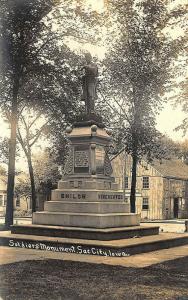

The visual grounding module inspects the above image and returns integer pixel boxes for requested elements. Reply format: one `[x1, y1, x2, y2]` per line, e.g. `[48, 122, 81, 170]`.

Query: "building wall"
[163, 178, 188, 219]
[0, 195, 31, 216]
[112, 152, 188, 220]
[112, 152, 164, 219]
[0, 177, 7, 215]
[0, 177, 49, 215]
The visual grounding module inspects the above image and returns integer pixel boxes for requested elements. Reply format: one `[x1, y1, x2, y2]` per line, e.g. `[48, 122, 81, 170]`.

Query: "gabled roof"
[111, 147, 188, 180]
[151, 159, 188, 180]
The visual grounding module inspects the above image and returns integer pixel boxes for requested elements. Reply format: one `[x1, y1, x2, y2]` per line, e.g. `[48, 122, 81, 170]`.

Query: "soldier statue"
[81, 53, 98, 114]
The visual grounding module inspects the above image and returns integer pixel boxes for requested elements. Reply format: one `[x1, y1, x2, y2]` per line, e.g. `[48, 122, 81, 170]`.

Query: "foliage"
[32, 148, 60, 189]
[175, 139, 188, 164]
[0, 137, 20, 165]
[15, 176, 31, 201]
[0, 0, 102, 226]
[0, 0, 102, 115]
[104, 0, 187, 154]
[0, 165, 7, 177]
[0, 138, 9, 165]
[0, 0, 58, 227]
[102, 0, 187, 212]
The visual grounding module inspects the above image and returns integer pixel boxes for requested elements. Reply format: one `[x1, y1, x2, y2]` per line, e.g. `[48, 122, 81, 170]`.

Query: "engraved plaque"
[74, 150, 89, 168]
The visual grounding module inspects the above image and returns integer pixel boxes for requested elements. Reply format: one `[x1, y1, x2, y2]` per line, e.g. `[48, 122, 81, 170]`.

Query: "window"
[142, 198, 149, 210]
[124, 177, 128, 189]
[143, 176, 149, 189]
[3, 195, 7, 206]
[181, 198, 185, 209]
[0, 195, 3, 207]
[16, 196, 20, 207]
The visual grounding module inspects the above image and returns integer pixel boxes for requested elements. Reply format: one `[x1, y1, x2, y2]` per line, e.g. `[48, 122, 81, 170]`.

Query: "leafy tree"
[0, 137, 9, 165]
[175, 89, 188, 135]
[174, 139, 188, 164]
[0, 136, 20, 165]
[32, 149, 60, 200]
[14, 176, 31, 211]
[152, 135, 180, 161]
[16, 108, 50, 212]
[0, 0, 56, 228]
[0, 0, 101, 228]
[103, 0, 187, 212]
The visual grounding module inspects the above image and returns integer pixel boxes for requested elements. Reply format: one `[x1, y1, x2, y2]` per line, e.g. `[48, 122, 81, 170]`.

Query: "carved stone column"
[90, 143, 96, 175]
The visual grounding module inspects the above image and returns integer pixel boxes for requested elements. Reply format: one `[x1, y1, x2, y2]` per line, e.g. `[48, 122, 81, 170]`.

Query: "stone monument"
[31, 53, 142, 239]
[33, 123, 140, 230]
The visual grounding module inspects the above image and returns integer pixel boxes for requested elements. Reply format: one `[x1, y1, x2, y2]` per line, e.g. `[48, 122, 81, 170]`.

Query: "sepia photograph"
[0, 0, 188, 299]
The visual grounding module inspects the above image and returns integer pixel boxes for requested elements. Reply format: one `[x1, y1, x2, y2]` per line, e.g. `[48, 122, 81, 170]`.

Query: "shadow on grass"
[0, 257, 188, 300]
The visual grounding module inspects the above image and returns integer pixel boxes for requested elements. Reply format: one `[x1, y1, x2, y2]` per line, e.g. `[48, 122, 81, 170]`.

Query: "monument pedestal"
[32, 123, 141, 231]
[12, 121, 159, 240]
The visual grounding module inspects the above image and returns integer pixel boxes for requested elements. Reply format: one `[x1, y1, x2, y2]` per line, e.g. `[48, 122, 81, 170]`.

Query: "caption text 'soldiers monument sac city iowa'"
[12, 54, 159, 240]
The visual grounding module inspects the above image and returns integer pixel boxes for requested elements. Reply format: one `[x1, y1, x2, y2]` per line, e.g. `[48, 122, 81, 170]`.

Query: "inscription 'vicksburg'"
[98, 194, 123, 200]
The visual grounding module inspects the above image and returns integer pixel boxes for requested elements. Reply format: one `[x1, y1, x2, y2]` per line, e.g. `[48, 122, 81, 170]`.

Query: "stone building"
[111, 150, 188, 220]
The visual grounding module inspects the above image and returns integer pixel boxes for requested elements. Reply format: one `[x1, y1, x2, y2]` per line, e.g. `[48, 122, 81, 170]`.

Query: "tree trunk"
[130, 153, 137, 213]
[27, 150, 37, 213]
[5, 81, 19, 229]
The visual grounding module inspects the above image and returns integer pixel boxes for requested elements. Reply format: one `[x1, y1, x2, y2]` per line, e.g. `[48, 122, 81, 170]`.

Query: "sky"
[156, 103, 187, 141]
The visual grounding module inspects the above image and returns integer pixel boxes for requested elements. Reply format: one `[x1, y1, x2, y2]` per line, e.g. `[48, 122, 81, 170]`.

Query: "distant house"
[0, 173, 55, 215]
[0, 175, 31, 216]
[111, 151, 188, 220]
[0, 177, 7, 215]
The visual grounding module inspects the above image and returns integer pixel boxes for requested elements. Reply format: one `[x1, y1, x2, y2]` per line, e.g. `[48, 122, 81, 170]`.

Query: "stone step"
[44, 201, 129, 214]
[2, 230, 188, 256]
[10, 224, 159, 240]
[32, 211, 140, 229]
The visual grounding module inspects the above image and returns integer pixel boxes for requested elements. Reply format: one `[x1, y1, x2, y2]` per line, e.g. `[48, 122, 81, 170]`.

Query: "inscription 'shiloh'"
[61, 193, 86, 200]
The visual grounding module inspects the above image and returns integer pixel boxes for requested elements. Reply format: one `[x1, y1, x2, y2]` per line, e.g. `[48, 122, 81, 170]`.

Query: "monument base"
[32, 124, 141, 233]
[11, 224, 159, 240]
[1, 230, 188, 257]
[33, 211, 140, 229]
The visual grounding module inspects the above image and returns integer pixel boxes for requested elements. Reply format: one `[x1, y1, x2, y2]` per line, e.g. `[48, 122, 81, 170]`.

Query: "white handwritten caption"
[8, 239, 130, 257]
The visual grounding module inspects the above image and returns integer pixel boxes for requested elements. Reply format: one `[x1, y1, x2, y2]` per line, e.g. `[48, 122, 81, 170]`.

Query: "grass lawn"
[0, 225, 7, 231]
[0, 257, 188, 300]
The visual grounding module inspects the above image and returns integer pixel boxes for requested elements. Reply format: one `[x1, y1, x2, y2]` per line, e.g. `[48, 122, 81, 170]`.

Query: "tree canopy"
[101, 0, 187, 212]
[0, 0, 102, 227]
